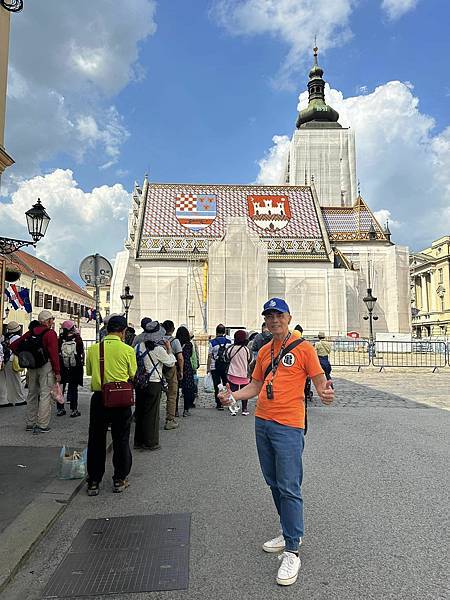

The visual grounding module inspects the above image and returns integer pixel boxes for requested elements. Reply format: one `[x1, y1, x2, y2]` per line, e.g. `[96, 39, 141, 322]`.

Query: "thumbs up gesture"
[319, 379, 334, 405]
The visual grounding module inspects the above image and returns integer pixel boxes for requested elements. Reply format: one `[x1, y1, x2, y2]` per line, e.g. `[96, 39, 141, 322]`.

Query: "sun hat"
[143, 319, 166, 343]
[38, 309, 54, 322]
[6, 321, 21, 334]
[61, 320, 75, 330]
[262, 298, 290, 315]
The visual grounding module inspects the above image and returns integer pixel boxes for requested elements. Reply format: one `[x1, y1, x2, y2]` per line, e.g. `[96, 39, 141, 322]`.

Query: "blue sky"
[1, 0, 449, 277]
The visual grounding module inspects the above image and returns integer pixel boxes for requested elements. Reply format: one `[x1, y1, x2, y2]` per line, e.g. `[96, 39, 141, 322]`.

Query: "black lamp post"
[120, 285, 134, 324]
[0, 199, 50, 254]
[363, 287, 379, 357]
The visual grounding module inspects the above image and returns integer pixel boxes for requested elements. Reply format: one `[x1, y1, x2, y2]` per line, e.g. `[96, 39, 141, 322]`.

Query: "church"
[110, 48, 410, 337]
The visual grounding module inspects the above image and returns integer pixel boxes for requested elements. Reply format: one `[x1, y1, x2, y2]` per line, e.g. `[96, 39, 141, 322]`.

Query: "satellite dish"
[79, 254, 113, 286]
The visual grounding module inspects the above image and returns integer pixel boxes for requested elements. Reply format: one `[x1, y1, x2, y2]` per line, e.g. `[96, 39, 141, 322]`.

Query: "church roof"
[135, 183, 330, 261]
[322, 196, 388, 242]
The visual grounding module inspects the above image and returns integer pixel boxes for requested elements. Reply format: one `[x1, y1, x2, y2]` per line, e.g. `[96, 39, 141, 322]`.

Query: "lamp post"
[363, 287, 378, 359]
[120, 285, 134, 324]
[0, 199, 50, 254]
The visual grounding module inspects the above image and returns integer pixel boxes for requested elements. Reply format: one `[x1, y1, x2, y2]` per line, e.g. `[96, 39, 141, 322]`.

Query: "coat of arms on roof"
[247, 195, 291, 231]
[175, 193, 217, 232]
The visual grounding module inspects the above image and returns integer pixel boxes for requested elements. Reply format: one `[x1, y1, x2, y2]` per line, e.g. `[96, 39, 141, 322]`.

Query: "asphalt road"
[2, 378, 449, 600]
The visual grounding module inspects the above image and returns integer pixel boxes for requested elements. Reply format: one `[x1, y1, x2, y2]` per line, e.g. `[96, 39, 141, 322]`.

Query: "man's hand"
[55, 374, 61, 383]
[218, 383, 233, 406]
[318, 379, 334, 405]
[163, 340, 172, 353]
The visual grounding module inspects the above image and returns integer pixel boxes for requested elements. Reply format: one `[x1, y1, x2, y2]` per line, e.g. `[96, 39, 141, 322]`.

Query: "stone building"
[0, 3, 15, 184]
[410, 236, 450, 337]
[110, 49, 411, 337]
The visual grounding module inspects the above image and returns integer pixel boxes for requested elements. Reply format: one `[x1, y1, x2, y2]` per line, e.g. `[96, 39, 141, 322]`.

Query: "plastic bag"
[51, 382, 64, 405]
[58, 446, 87, 480]
[203, 373, 214, 393]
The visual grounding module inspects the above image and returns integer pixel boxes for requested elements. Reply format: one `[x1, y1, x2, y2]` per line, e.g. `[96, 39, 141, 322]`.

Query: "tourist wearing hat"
[315, 332, 332, 380]
[11, 310, 61, 433]
[0, 322, 26, 407]
[57, 320, 85, 417]
[85, 315, 137, 496]
[226, 330, 252, 416]
[218, 297, 334, 587]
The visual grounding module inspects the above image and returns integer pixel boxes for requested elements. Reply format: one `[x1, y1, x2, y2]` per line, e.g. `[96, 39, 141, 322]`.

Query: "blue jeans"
[255, 417, 304, 552]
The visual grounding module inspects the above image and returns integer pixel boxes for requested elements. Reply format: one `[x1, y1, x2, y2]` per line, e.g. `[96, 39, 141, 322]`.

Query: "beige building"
[84, 284, 111, 322]
[411, 236, 450, 338]
[2, 250, 96, 339]
[0, 4, 14, 182]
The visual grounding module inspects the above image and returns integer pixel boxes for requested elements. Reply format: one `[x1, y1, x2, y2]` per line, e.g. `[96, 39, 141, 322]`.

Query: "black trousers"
[211, 369, 227, 407]
[134, 382, 162, 448]
[67, 381, 79, 411]
[87, 391, 132, 483]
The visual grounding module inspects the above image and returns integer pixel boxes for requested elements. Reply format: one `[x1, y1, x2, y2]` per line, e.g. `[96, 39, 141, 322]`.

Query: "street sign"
[79, 254, 113, 286]
[347, 331, 360, 339]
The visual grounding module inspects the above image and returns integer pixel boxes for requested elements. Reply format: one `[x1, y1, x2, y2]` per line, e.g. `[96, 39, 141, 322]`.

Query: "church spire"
[296, 45, 340, 129]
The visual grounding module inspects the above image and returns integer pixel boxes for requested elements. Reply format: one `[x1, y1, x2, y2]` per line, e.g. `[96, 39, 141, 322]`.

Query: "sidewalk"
[0, 384, 93, 592]
[3, 374, 449, 600]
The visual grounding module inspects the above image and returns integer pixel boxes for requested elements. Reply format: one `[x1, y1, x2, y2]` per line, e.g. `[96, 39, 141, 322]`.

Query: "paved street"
[1, 372, 449, 600]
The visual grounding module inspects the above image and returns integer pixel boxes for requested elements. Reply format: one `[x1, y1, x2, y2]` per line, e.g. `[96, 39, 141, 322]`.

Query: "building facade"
[110, 49, 411, 338]
[0, 3, 15, 183]
[411, 236, 450, 337]
[2, 250, 95, 338]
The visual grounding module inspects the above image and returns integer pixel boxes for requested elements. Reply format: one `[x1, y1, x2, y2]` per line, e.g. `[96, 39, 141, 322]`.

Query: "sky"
[1, 0, 449, 281]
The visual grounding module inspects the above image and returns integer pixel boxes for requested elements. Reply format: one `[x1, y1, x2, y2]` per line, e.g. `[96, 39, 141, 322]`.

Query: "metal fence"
[330, 340, 371, 369]
[372, 341, 447, 371]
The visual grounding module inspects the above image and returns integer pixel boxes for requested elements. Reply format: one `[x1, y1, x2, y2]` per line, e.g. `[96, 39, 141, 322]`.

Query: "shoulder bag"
[100, 341, 134, 408]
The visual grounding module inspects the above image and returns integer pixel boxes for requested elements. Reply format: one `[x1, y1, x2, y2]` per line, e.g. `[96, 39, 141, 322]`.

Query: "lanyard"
[269, 332, 291, 379]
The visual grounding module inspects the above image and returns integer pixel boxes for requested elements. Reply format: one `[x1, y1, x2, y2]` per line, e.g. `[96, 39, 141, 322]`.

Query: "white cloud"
[255, 135, 290, 184]
[210, 0, 356, 87]
[5, 0, 156, 179]
[257, 80, 450, 249]
[373, 209, 401, 229]
[0, 169, 130, 278]
[381, 0, 419, 20]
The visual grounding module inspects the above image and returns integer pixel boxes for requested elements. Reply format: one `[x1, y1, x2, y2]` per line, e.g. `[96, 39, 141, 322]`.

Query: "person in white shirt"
[0, 322, 26, 407]
[134, 319, 175, 451]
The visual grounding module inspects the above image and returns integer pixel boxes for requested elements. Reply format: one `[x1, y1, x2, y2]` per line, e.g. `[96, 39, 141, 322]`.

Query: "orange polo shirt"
[253, 331, 323, 429]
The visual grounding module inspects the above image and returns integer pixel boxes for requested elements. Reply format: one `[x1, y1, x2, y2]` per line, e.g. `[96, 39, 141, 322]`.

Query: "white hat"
[38, 309, 54, 322]
[6, 321, 21, 334]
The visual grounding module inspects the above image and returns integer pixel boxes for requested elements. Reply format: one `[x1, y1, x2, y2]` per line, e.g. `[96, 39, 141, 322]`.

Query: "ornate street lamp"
[0, 1, 24, 12]
[363, 287, 379, 358]
[0, 199, 50, 254]
[120, 285, 134, 324]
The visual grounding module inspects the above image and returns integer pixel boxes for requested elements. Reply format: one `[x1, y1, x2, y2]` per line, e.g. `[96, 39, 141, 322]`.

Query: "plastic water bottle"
[218, 384, 240, 415]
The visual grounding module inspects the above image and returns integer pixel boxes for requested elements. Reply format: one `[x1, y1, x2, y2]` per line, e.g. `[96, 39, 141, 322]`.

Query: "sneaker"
[113, 479, 129, 493]
[182, 410, 191, 417]
[242, 411, 250, 416]
[164, 420, 179, 430]
[70, 410, 81, 418]
[263, 534, 302, 553]
[33, 426, 51, 434]
[216, 406, 224, 411]
[15, 401, 27, 406]
[87, 482, 99, 496]
[25, 424, 34, 431]
[276, 552, 301, 586]
[56, 409, 66, 417]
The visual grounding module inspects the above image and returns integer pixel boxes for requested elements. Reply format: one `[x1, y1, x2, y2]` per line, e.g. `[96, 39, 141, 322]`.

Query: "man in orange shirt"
[219, 297, 334, 586]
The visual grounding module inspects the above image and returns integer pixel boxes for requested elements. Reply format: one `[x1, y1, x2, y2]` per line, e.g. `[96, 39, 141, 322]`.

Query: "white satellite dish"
[79, 254, 113, 286]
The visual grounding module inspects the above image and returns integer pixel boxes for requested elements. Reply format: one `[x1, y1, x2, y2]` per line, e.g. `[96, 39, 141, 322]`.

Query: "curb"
[0, 437, 112, 593]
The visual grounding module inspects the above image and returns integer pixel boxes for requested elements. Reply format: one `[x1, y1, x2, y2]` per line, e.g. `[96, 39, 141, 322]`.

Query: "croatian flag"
[5, 284, 25, 311]
[175, 194, 217, 232]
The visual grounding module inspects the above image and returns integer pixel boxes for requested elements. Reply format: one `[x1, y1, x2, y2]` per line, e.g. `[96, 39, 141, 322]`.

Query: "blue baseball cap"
[262, 298, 290, 315]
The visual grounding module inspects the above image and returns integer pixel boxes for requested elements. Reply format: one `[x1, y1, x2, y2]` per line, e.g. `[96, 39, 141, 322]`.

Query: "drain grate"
[43, 513, 190, 598]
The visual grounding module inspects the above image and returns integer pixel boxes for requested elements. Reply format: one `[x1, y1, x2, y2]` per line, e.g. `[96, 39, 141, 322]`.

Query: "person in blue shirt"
[206, 324, 231, 410]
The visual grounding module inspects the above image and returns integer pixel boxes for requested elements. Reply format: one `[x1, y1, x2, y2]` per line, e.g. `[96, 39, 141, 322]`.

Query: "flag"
[18, 288, 32, 314]
[5, 284, 25, 311]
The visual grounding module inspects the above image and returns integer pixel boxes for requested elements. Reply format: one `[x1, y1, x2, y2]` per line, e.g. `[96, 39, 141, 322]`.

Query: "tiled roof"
[322, 197, 387, 242]
[4, 250, 93, 300]
[138, 183, 329, 260]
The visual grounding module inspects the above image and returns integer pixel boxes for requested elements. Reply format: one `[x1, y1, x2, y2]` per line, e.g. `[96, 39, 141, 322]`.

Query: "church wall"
[289, 128, 357, 206]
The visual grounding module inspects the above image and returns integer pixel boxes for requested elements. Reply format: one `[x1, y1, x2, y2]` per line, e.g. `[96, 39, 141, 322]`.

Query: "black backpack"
[215, 342, 229, 373]
[1, 339, 11, 363]
[17, 329, 49, 369]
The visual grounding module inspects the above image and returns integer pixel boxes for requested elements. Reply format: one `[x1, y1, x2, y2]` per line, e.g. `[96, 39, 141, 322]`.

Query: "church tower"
[286, 46, 357, 207]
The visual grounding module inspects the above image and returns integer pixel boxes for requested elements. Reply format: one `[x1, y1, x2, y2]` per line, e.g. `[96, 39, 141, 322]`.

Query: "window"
[34, 291, 44, 308]
[44, 294, 52, 309]
[438, 268, 443, 284]
[67, 301, 72, 315]
[52, 296, 60, 312]
[106, 291, 110, 302]
[60, 299, 67, 313]
[441, 296, 445, 312]
[73, 303, 78, 315]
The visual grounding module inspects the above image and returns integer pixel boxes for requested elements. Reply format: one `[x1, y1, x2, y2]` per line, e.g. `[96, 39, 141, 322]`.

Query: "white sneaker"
[276, 551, 301, 586]
[262, 534, 302, 553]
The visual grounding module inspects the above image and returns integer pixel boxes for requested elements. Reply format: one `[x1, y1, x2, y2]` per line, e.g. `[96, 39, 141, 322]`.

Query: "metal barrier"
[372, 341, 447, 371]
[330, 339, 371, 369]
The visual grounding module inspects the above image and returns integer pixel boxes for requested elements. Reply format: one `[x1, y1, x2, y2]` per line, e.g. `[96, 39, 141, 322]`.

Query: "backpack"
[17, 329, 49, 369]
[61, 339, 77, 368]
[134, 347, 151, 389]
[214, 343, 229, 373]
[1, 340, 11, 364]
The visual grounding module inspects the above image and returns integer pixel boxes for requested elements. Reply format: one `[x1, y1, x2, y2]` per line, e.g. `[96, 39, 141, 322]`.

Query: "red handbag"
[99, 341, 134, 408]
